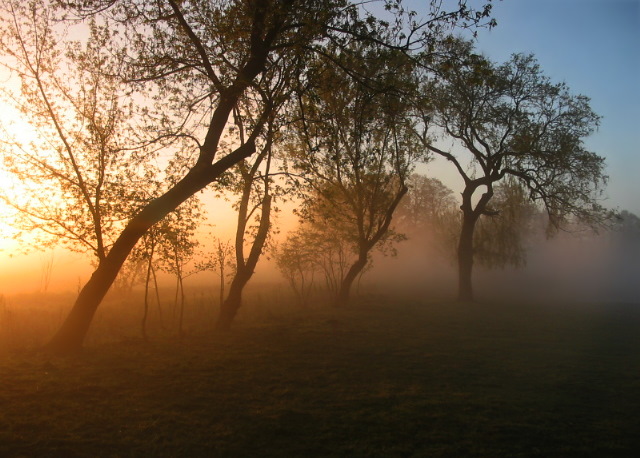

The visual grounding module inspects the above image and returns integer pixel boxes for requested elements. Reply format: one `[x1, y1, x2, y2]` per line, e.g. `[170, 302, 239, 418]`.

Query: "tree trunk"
[335, 251, 368, 306]
[215, 270, 251, 332]
[457, 211, 476, 302]
[141, 247, 153, 342]
[215, 194, 271, 331]
[151, 265, 164, 328]
[457, 183, 494, 302]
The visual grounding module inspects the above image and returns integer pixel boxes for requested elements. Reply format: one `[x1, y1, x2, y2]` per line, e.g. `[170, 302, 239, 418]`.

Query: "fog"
[2, 218, 638, 304]
[364, 226, 640, 305]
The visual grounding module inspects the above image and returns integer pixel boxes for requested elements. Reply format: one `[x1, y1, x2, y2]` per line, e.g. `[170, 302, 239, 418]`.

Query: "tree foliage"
[0, 2, 149, 262]
[288, 41, 422, 303]
[0, 0, 497, 350]
[416, 37, 609, 300]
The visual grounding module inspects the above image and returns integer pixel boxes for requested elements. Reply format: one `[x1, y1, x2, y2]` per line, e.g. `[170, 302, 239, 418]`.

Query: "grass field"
[1, 293, 639, 456]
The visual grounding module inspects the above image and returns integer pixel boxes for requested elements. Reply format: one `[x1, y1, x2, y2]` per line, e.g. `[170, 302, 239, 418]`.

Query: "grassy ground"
[1, 295, 639, 457]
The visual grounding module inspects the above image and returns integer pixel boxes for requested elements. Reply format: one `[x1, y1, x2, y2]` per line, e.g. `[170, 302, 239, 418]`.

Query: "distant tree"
[133, 194, 203, 341]
[273, 231, 318, 306]
[612, 211, 640, 243]
[416, 38, 609, 301]
[472, 178, 541, 269]
[201, 237, 234, 313]
[158, 199, 203, 339]
[290, 43, 421, 305]
[394, 174, 459, 255]
[276, 199, 362, 303]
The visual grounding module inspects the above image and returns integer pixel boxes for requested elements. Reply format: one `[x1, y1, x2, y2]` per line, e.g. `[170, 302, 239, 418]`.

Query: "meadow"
[0, 288, 638, 456]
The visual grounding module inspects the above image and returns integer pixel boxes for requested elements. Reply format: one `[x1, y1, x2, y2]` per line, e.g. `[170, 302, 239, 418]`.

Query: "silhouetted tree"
[289, 42, 422, 305]
[1, 0, 495, 351]
[199, 237, 234, 313]
[216, 121, 276, 331]
[416, 38, 609, 301]
[133, 194, 203, 340]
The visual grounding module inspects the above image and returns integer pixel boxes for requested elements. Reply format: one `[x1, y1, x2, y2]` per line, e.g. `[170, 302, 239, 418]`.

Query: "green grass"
[1, 296, 639, 456]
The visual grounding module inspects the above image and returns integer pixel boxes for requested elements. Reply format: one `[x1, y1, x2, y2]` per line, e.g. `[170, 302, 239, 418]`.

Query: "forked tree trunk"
[216, 269, 252, 331]
[457, 184, 493, 302]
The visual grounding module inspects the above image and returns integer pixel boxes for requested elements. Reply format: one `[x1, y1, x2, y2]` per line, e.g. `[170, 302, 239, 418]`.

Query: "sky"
[462, 0, 640, 214]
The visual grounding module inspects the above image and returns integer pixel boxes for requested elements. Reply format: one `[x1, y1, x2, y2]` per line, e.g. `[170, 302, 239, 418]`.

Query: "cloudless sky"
[460, 0, 640, 214]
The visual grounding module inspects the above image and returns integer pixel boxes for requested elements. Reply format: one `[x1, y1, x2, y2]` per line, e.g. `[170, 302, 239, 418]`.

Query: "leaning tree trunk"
[44, 20, 277, 353]
[45, 140, 257, 353]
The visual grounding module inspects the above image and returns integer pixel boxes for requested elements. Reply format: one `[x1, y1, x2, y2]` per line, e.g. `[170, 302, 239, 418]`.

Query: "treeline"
[0, 0, 618, 352]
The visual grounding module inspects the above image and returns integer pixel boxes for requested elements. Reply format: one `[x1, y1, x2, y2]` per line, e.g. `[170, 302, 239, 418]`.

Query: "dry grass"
[1, 290, 639, 456]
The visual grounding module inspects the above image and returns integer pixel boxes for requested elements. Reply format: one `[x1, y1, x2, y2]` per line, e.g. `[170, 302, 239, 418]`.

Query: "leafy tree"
[133, 194, 203, 340]
[1, 0, 495, 351]
[289, 42, 422, 304]
[472, 178, 541, 270]
[200, 237, 234, 313]
[276, 202, 362, 303]
[40, 0, 355, 351]
[416, 38, 609, 301]
[0, 3, 147, 264]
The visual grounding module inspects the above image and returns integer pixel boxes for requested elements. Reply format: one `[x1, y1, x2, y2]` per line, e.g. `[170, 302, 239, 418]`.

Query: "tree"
[133, 194, 203, 340]
[416, 38, 609, 301]
[289, 42, 421, 304]
[1, 0, 495, 351]
[472, 178, 540, 270]
[273, 231, 318, 306]
[394, 173, 459, 255]
[216, 121, 276, 331]
[202, 237, 234, 313]
[0, 3, 147, 264]
[39, 0, 354, 351]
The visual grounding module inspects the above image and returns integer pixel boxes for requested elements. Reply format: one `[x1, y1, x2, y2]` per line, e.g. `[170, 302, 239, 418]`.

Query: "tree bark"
[457, 184, 493, 302]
